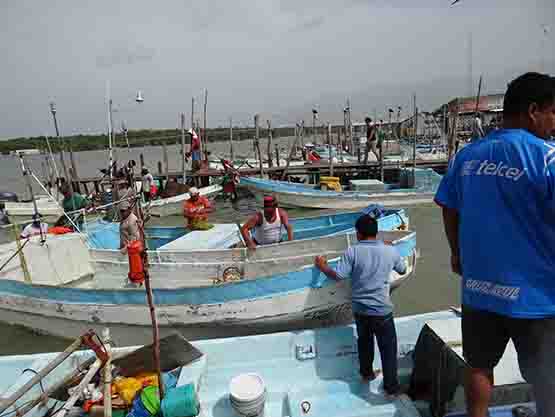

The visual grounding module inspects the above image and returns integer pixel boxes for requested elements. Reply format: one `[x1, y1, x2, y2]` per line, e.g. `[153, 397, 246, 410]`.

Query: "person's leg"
[461, 305, 510, 417]
[512, 317, 555, 417]
[372, 314, 400, 394]
[354, 313, 375, 380]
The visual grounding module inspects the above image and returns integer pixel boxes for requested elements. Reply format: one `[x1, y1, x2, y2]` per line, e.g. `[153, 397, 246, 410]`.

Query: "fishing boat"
[0, 309, 533, 417]
[88, 208, 410, 284]
[4, 195, 62, 217]
[145, 184, 222, 217]
[0, 227, 415, 344]
[240, 169, 442, 210]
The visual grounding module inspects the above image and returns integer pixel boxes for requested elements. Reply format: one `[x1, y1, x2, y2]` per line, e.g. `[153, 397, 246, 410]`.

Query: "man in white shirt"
[20, 214, 48, 239]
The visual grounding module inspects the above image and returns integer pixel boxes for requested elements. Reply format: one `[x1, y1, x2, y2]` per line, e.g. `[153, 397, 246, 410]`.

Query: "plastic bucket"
[229, 373, 266, 417]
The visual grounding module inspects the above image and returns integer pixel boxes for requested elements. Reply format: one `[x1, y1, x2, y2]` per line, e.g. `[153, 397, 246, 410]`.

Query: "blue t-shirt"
[435, 128, 555, 318]
[335, 240, 406, 316]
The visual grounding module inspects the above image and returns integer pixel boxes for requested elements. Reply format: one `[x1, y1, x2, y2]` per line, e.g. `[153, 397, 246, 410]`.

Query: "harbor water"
[0, 147, 459, 355]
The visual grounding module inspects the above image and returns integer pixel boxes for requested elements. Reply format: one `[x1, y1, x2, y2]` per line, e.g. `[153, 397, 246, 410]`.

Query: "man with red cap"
[240, 196, 293, 250]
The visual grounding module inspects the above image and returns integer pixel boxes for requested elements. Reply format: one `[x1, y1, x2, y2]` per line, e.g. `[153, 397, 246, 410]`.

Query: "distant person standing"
[141, 168, 154, 202]
[183, 187, 213, 231]
[60, 183, 89, 229]
[471, 112, 485, 141]
[314, 215, 406, 397]
[365, 117, 380, 163]
[435, 72, 555, 417]
[188, 129, 202, 187]
[20, 213, 48, 239]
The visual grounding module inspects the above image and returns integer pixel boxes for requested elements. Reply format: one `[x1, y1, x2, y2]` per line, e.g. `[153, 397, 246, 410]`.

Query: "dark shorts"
[462, 305, 555, 415]
[192, 160, 201, 172]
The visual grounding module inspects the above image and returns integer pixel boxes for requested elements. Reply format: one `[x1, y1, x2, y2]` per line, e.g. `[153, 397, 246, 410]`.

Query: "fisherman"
[0, 203, 10, 226]
[471, 112, 485, 141]
[20, 213, 48, 239]
[365, 117, 380, 163]
[141, 168, 155, 202]
[60, 183, 89, 229]
[183, 187, 213, 231]
[435, 72, 555, 417]
[119, 201, 142, 252]
[240, 195, 293, 250]
[314, 215, 406, 398]
[187, 129, 202, 187]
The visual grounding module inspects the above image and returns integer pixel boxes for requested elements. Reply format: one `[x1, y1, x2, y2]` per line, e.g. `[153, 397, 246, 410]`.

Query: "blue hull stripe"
[0, 234, 415, 307]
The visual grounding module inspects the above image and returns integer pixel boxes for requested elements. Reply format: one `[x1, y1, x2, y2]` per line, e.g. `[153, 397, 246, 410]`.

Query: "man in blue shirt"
[435, 72, 555, 417]
[315, 215, 407, 397]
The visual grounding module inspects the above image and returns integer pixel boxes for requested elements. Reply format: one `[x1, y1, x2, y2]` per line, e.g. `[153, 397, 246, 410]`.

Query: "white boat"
[4, 195, 62, 217]
[145, 184, 222, 217]
[240, 171, 441, 210]
[0, 309, 533, 417]
[0, 228, 416, 344]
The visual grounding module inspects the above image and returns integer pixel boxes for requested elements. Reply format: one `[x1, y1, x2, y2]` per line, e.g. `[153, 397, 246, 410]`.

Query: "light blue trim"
[0, 233, 415, 306]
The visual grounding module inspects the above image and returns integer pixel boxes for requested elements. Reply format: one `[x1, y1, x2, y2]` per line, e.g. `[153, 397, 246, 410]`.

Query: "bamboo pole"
[275, 144, 280, 167]
[180, 113, 186, 183]
[49, 102, 70, 183]
[281, 122, 303, 180]
[254, 114, 264, 177]
[0, 336, 84, 414]
[163, 143, 170, 186]
[229, 117, 234, 161]
[57, 358, 103, 417]
[266, 120, 273, 168]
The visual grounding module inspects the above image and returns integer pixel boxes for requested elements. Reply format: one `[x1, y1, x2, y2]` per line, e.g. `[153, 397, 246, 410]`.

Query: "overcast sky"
[1, 0, 553, 139]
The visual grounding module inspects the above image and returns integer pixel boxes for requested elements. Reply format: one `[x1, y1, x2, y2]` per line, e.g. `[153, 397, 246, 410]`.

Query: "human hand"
[247, 241, 256, 251]
[314, 255, 327, 270]
[451, 253, 462, 275]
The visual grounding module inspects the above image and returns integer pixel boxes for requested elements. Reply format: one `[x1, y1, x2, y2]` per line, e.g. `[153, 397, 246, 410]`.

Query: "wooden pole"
[0, 335, 84, 414]
[327, 123, 334, 177]
[275, 144, 280, 167]
[413, 100, 418, 170]
[266, 120, 273, 168]
[11, 223, 30, 283]
[163, 143, 169, 186]
[474, 74, 483, 114]
[49, 102, 70, 183]
[102, 328, 112, 417]
[281, 122, 303, 180]
[180, 113, 186, 183]
[254, 114, 264, 177]
[203, 89, 208, 156]
[229, 117, 234, 161]
[140, 153, 145, 171]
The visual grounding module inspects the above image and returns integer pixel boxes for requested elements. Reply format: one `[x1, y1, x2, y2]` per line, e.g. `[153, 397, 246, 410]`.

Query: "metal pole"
[49, 102, 70, 183]
[203, 89, 208, 156]
[180, 113, 186, 182]
[229, 117, 234, 161]
[328, 123, 334, 177]
[413, 94, 418, 170]
[108, 98, 114, 180]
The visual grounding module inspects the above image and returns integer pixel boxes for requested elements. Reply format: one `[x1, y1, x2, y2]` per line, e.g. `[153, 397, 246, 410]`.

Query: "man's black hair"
[355, 214, 378, 238]
[365, 117, 372, 123]
[503, 72, 555, 118]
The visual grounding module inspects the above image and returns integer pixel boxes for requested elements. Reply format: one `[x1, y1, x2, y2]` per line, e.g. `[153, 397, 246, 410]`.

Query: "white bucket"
[229, 373, 266, 417]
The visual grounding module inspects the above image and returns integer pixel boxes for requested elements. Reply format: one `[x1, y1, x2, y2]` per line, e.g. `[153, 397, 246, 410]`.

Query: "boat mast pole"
[108, 97, 114, 181]
[18, 154, 44, 243]
[49, 102, 70, 185]
[181, 113, 186, 183]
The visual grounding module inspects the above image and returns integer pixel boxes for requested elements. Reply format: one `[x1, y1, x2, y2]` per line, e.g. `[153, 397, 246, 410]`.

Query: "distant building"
[446, 94, 504, 139]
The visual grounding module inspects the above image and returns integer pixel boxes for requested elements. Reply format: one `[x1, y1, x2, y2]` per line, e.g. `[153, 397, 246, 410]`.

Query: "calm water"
[0, 147, 459, 355]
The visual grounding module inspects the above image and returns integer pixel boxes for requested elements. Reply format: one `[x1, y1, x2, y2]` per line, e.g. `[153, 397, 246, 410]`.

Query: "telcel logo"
[463, 160, 526, 181]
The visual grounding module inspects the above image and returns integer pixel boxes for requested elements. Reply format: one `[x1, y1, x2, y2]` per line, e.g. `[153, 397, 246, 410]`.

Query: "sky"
[1, 0, 553, 139]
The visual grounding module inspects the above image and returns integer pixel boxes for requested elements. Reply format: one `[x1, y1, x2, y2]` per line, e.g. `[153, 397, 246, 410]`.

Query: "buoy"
[127, 240, 145, 284]
[229, 373, 266, 417]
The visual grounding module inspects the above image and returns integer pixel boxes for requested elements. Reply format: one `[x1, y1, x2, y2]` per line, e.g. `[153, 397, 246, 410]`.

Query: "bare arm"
[280, 209, 294, 241]
[240, 214, 261, 250]
[314, 256, 340, 281]
[441, 206, 462, 275]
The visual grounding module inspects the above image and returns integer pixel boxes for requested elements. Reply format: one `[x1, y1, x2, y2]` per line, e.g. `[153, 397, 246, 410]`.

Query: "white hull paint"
[247, 185, 434, 209]
[0, 259, 414, 345]
[5, 198, 62, 217]
[145, 184, 222, 217]
[90, 230, 413, 288]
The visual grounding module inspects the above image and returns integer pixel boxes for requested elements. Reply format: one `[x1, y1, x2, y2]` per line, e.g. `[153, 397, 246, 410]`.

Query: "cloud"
[292, 16, 326, 32]
[96, 45, 156, 69]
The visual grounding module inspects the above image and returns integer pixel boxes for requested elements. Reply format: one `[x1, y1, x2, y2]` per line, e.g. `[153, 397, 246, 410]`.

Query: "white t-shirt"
[142, 173, 154, 192]
[20, 222, 48, 238]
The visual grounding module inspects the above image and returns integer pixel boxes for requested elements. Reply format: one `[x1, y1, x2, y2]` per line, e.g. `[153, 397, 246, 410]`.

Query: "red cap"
[263, 196, 276, 208]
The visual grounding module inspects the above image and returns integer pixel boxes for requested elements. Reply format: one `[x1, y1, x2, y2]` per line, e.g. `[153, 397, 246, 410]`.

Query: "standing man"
[240, 196, 293, 250]
[119, 203, 142, 252]
[60, 183, 89, 230]
[314, 215, 406, 397]
[183, 187, 213, 230]
[435, 72, 555, 417]
[188, 129, 202, 187]
[471, 112, 485, 141]
[365, 117, 380, 163]
[141, 168, 155, 202]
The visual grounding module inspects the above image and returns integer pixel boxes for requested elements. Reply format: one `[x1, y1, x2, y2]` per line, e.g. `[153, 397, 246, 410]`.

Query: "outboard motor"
[0, 192, 18, 202]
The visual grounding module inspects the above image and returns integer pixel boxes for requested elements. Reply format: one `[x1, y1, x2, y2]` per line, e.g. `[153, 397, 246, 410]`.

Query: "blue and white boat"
[0, 309, 531, 417]
[240, 169, 442, 210]
[87, 208, 410, 287]
[0, 228, 416, 344]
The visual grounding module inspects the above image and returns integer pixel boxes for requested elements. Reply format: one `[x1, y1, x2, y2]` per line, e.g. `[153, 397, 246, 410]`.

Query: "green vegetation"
[0, 126, 297, 155]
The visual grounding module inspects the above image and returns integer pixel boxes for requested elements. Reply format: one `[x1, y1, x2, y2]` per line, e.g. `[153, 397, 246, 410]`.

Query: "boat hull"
[0, 248, 416, 345]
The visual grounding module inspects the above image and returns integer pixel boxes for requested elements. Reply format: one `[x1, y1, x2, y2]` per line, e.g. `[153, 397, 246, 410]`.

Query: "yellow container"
[320, 176, 342, 192]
